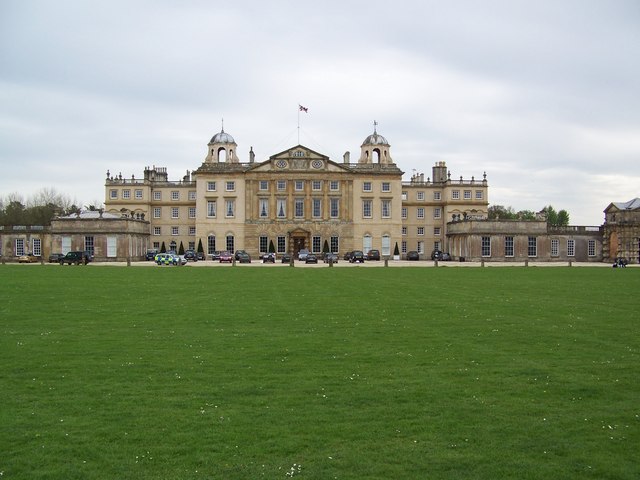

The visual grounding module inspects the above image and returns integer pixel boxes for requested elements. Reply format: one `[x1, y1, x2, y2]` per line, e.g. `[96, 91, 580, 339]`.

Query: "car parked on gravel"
[349, 250, 365, 263]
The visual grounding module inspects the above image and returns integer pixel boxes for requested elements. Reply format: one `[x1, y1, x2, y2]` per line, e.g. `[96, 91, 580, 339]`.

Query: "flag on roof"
[299, 105, 308, 113]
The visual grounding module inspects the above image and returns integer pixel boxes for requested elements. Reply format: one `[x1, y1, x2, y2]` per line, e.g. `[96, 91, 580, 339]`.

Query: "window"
[170, 241, 177, 252]
[225, 199, 235, 217]
[330, 198, 339, 218]
[153, 227, 161, 235]
[277, 199, 286, 218]
[226, 235, 234, 252]
[84, 236, 94, 256]
[482, 236, 491, 257]
[188, 241, 195, 250]
[363, 181, 372, 192]
[363, 200, 372, 218]
[401, 240, 407, 254]
[123, 189, 131, 199]
[153, 207, 161, 218]
[417, 241, 424, 254]
[551, 239, 559, 256]
[207, 201, 216, 218]
[452, 190, 460, 199]
[259, 198, 269, 218]
[277, 236, 286, 253]
[107, 236, 117, 258]
[153, 191, 161, 200]
[381, 200, 391, 218]
[464, 190, 471, 200]
[207, 181, 216, 192]
[313, 198, 321, 218]
[434, 227, 441, 236]
[153, 242, 160, 249]
[402, 226, 407, 236]
[172, 226, 179, 236]
[434, 208, 441, 219]
[259, 180, 269, 191]
[402, 191, 408, 201]
[567, 239, 575, 257]
[277, 180, 286, 191]
[295, 180, 304, 191]
[505, 236, 514, 257]
[588, 239, 596, 257]
[434, 240, 441, 252]
[171, 207, 179, 219]
[417, 227, 424, 236]
[312, 180, 322, 191]
[312, 236, 321, 253]
[171, 191, 179, 201]
[189, 207, 196, 218]
[330, 181, 339, 191]
[189, 226, 196, 236]
[15, 238, 25, 256]
[226, 181, 235, 192]
[363, 234, 372, 253]
[417, 208, 425, 219]
[434, 191, 441, 201]
[110, 189, 118, 199]
[330, 236, 339, 253]
[382, 235, 390, 256]
[259, 236, 268, 253]
[135, 189, 143, 199]
[295, 198, 304, 218]
[208, 235, 216, 254]
[32, 238, 41, 257]
[381, 182, 391, 192]
[528, 236, 537, 257]
[416, 191, 424, 201]
[475, 190, 483, 200]
[188, 190, 196, 200]
[402, 207, 407, 219]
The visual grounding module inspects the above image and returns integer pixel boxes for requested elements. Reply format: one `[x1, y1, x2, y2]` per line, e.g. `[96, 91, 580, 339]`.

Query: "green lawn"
[1, 265, 638, 479]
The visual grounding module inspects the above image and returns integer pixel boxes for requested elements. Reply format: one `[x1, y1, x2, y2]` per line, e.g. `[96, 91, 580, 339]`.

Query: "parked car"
[263, 253, 276, 263]
[237, 252, 251, 263]
[209, 251, 221, 261]
[441, 252, 452, 261]
[234, 250, 248, 261]
[145, 249, 159, 261]
[184, 250, 198, 262]
[219, 251, 233, 263]
[305, 254, 318, 264]
[196, 251, 205, 260]
[297, 249, 310, 261]
[48, 253, 64, 263]
[406, 251, 419, 261]
[19, 253, 39, 263]
[323, 253, 339, 264]
[60, 251, 92, 265]
[281, 253, 292, 263]
[349, 250, 365, 263]
[431, 250, 442, 260]
[343, 251, 353, 261]
[366, 249, 381, 261]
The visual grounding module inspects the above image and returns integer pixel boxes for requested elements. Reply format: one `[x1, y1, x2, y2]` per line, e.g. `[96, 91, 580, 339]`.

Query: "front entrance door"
[293, 237, 306, 257]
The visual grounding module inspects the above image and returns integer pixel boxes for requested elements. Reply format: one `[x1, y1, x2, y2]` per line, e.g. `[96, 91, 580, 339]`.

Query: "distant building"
[602, 198, 640, 263]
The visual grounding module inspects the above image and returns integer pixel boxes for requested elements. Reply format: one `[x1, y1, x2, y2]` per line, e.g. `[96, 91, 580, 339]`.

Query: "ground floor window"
[107, 236, 117, 258]
[551, 238, 559, 256]
[153, 242, 160, 249]
[401, 240, 407, 254]
[277, 236, 286, 254]
[312, 236, 321, 253]
[32, 238, 42, 257]
[15, 238, 25, 256]
[417, 241, 424, 254]
[528, 236, 537, 257]
[188, 241, 195, 250]
[208, 235, 216, 254]
[363, 234, 372, 253]
[567, 239, 575, 257]
[85, 236, 94, 256]
[382, 235, 390, 256]
[505, 236, 514, 257]
[226, 235, 234, 253]
[588, 239, 596, 257]
[331, 236, 339, 253]
[259, 236, 268, 253]
[433, 240, 440, 252]
[481, 236, 491, 257]
[62, 236, 71, 254]
[170, 241, 177, 252]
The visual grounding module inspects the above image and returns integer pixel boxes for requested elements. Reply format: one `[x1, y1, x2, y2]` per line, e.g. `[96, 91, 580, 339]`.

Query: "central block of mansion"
[104, 126, 489, 258]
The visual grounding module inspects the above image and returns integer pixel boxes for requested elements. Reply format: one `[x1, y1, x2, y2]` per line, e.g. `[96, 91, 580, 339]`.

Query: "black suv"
[366, 249, 381, 260]
[184, 250, 198, 262]
[349, 250, 365, 263]
[60, 251, 92, 265]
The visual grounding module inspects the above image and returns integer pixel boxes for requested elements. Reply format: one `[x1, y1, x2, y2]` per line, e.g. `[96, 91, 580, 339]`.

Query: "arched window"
[363, 234, 372, 254]
[218, 147, 228, 162]
[382, 234, 391, 256]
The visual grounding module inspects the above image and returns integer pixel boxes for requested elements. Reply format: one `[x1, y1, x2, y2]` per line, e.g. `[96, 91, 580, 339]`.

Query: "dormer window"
[293, 150, 304, 157]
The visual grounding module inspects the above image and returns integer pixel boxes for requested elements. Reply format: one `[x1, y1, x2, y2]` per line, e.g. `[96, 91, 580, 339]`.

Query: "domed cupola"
[205, 121, 240, 163]
[358, 121, 393, 164]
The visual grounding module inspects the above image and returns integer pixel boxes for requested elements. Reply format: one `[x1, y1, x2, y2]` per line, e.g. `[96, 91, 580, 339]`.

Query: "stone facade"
[602, 198, 640, 263]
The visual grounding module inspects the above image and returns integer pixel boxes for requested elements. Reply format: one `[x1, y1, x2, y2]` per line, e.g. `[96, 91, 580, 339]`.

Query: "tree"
[541, 205, 558, 225]
[160, 242, 166, 253]
[268, 240, 276, 253]
[488, 205, 517, 220]
[178, 242, 185, 255]
[394, 242, 400, 256]
[557, 209, 570, 226]
[197, 239, 204, 254]
[517, 210, 536, 220]
[322, 240, 330, 254]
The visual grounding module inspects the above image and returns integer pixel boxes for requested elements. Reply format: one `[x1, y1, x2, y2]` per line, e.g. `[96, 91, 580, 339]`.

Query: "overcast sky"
[1, 0, 639, 224]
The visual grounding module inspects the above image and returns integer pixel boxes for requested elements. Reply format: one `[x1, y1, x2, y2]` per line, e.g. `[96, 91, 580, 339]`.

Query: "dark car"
[48, 253, 65, 263]
[219, 251, 233, 263]
[262, 253, 276, 263]
[305, 254, 318, 264]
[441, 252, 452, 261]
[196, 251, 205, 260]
[210, 251, 221, 261]
[343, 251, 353, 261]
[281, 253, 292, 263]
[184, 250, 198, 262]
[297, 249, 310, 261]
[237, 252, 251, 263]
[145, 249, 159, 261]
[234, 250, 248, 261]
[431, 250, 442, 260]
[366, 249, 381, 261]
[60, 251, 92, 265]
[349, 250, 365, 263]
[323, 253, 339, 264]
[406, 251, 419, 261]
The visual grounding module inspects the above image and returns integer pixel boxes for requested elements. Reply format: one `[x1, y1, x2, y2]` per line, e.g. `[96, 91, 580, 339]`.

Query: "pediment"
[247, 144, 351, 173]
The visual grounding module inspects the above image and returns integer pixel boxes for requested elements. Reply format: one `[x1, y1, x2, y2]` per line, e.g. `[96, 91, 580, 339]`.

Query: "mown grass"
[1, 265, 638, 479]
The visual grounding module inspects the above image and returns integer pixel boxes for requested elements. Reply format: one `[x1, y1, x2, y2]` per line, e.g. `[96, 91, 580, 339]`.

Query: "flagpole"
[297, 105, 300, 145]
